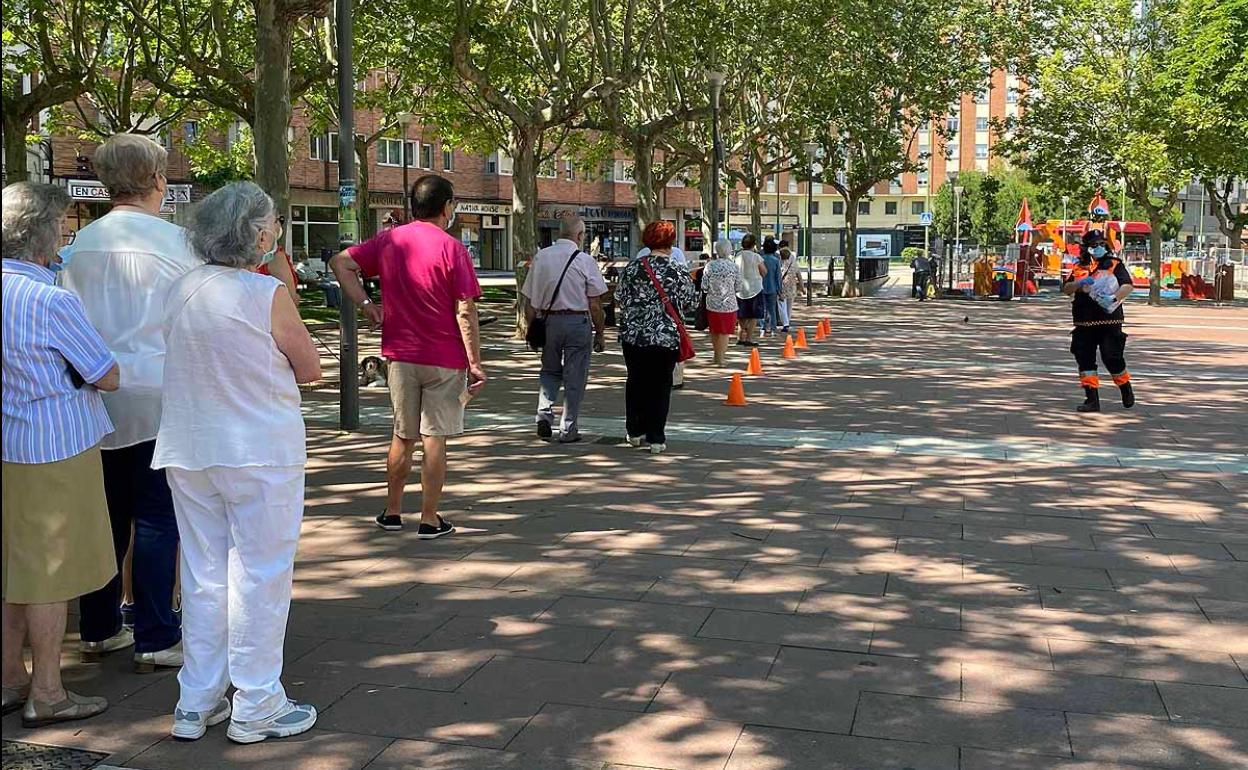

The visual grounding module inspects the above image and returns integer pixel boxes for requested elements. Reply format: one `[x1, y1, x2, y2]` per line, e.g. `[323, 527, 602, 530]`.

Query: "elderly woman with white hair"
[2, 182, 118, 726]
[152, 181, 321, 744]
[701, 238, 744, 366]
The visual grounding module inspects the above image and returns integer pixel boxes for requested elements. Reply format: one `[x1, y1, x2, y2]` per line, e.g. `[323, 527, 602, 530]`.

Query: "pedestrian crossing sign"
[920, 212, 934, 226]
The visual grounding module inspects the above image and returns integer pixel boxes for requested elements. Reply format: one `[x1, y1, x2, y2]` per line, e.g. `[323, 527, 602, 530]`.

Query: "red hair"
[642, 220, 677, 250]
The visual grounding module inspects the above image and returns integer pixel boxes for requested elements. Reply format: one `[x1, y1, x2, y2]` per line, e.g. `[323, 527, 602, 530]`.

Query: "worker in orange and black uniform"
[1062, 229, 1136, 412]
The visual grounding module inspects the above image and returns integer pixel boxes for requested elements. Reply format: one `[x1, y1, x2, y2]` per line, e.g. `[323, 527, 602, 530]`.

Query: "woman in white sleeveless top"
[152, 182, 321, 744]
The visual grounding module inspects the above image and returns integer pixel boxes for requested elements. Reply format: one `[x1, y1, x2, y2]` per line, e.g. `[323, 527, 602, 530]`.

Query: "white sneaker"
[134, 641, 184, 673]
[227, 700, 317, 744]
[80, 628, 135, 662]
[649, 443, 667, 455]
[171, 697, 231, 741]
[626, 435, 646, 448]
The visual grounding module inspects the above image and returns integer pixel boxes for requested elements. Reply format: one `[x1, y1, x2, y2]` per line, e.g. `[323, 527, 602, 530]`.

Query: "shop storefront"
[289, 192, 342, 270]
[63, 178, 192, 232]
[538, 204, 634, 260]
[452, 201, 511, 271]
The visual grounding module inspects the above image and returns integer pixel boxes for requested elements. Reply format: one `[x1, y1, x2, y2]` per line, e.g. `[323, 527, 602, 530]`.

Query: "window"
[976, 85, 990, 104]
[327, 132, 339, 163]
[404, 140, 417, 167]
[442, 147, 454, 171]
[788, 177, 798, 193]
[918, 119, 930, 131]
[766, 175, 776, 192]
[183, 121, 199, 143]
[812, 182, 823, 194]
[885, 201, 898, 215]
[1006, 89, 1019, 104]
[947, 116, 960, 134]
[310, 133, 327, 160]
[538, 158, 557, 178]
[488, 150, 513, 175]
[419, 143, 434, 169]
[565, 159, 574, 180]
[377, 138, 404, 166]
[810, 201, 820, 215]
[858, 201, 871, 215]
[613, 159, 635, 183]
[912, 201, 925, 215]
[832, 200, 845, 215]
[975, 143, 989, 159]
[976, 117, 989, 131]
[761, 199, 769, 213]
[917, 171, 929, 187]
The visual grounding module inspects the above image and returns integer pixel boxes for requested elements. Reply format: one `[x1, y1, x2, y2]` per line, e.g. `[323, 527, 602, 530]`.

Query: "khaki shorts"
[390, 362, 467, 439]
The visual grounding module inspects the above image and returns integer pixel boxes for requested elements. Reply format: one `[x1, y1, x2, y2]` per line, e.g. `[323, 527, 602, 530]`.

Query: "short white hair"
[559, 216, 585, 239]
[1, 182, 71, 262]
[714, 238, 733, 259]
[187, 182, 275, 268]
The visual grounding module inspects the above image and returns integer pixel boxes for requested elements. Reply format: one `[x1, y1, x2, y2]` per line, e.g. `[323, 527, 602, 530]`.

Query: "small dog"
[360, 356, 389, 388]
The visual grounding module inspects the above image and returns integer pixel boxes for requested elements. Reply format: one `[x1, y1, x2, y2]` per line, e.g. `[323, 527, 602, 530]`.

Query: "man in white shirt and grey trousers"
[522, 216, 608, 443]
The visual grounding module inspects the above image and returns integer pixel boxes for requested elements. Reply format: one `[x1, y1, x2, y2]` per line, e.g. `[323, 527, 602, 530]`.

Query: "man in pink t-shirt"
[330, 175, 484, 538]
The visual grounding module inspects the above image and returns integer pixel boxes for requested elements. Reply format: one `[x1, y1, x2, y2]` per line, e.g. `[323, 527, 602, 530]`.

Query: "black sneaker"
[536, 420, 553, 439]
[417, 516, 455, 540]
[375, 511, 403, 531]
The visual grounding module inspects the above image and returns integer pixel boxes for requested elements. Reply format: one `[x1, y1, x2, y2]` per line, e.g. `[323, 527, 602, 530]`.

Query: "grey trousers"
[537, 313, 593, 435]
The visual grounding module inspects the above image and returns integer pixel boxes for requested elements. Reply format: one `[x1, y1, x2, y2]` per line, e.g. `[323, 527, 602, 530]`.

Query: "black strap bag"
[525, 252, 580, 351]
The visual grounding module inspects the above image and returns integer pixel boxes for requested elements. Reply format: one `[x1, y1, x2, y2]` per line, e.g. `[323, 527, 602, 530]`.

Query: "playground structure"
[955, 191, 1238, 301]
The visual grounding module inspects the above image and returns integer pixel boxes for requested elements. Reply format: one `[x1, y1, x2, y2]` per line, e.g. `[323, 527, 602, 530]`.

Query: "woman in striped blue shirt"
[2, 182, 119, 726]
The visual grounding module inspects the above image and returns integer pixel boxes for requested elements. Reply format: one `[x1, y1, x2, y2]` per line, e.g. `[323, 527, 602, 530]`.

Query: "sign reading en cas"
[67, 179, 192, 205]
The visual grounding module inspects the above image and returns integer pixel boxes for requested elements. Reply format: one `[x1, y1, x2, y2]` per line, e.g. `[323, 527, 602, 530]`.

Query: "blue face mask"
[1089, 245, 1107, 259]
[260, 246, 278, 266]
[49, 246, 74, 273]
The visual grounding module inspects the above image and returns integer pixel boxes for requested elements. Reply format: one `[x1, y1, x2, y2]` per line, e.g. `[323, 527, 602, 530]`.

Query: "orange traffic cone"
[783, 335, 798, 359]
[724, 372, 748, 406]
[814, 322, 827, 341]
[746, 348, 764, 376]
[795, 327, 809, 349]
[821, 318, 831, 337]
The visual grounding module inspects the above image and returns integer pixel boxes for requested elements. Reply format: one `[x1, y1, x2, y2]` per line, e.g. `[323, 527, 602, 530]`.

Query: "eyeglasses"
[64, 230, 77, 246]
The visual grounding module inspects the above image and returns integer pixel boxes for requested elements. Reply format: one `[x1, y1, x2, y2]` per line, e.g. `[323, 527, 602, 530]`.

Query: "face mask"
[1089, 245, 1106, 259]
[49, 246, 74, 273]
[260, 246, 278, 266]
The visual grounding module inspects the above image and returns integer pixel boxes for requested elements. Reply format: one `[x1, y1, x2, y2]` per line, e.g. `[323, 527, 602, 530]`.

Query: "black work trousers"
[1070, 325, 1128, 379]
[622, 342, 679, 444]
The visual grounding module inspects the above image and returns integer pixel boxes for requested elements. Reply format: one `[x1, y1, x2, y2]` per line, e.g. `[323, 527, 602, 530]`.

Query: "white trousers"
[778, 299, 791, 328]
[167, 465, 305, 722]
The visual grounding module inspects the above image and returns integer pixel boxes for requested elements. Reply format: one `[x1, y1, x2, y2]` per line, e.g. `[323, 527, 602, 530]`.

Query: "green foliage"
[182, 113, 254, 186]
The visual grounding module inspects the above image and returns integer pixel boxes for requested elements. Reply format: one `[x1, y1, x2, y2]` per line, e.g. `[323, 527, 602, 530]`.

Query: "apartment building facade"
[738, 69, 1027, 256]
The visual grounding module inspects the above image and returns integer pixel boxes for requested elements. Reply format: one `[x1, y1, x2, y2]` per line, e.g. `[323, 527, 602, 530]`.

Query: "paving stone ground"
[6, 294, 1247, 770]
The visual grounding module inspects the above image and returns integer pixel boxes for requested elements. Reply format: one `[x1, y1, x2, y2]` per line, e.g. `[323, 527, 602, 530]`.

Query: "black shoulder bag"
[525, 252, 580, 351]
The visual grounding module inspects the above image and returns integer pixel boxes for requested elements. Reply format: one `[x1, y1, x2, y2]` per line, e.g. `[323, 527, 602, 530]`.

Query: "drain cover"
[2, 741, 108, 770]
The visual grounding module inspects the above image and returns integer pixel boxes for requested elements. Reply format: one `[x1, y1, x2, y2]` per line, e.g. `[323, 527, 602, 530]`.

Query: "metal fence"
[1174, 248, 1247, 296]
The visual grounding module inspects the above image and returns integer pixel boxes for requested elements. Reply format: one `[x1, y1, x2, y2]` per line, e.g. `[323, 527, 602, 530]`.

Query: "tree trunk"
[698, 158, 716, 245]
[632, 137, 660, 228]
[510, 125, 540, 337]
[3, 112, 30, 185]
[1147, 223, 1162, 305]
[748, 180, 763, 241]
[1205, 180, 1245, 249]
[842, 198, 860, 297]
[254, 0, 293, 224]
[356, 140, 375, 241]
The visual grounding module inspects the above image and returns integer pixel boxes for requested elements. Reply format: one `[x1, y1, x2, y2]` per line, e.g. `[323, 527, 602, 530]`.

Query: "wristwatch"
[360, 298, 373, 306]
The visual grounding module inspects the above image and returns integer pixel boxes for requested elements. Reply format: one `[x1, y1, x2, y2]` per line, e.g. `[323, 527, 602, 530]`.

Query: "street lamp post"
[952, 185, 964, 292]
[802, 141, 819, 306]
[336, 0, 359, 431]
[952, 185, 966, 289]
[397, 112, 413, 222]
[706, 70, 725, 248]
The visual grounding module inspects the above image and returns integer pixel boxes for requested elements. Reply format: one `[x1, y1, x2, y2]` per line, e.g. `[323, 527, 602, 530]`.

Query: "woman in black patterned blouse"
[615, 221, 698, 455]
